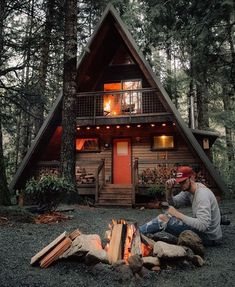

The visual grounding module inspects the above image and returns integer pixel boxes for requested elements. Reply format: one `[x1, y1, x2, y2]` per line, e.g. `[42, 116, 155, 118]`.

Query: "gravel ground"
[0, 200, 235, 287]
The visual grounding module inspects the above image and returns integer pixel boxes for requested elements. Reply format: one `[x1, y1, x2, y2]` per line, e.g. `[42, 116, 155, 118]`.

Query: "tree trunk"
[19, 0, 35, 161]
[34, 0, 55, 134]
[0, 0, 11, 205]
[196, 81, 209, 130]
[187, 58, 196, 129]
[165, 41, 172, 100]
[223, 87, 234, 162]
[60, 0, 77, 184]
[0, 115, 11, 205]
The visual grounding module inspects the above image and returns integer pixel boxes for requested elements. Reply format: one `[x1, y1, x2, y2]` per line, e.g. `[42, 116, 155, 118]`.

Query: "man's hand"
[165, 178, 176, 189]
[168, 206, 184, 220]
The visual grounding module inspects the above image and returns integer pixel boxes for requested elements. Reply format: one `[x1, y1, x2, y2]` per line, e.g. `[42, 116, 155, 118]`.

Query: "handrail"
[77, 87, 158, 97]
[95, 158, 105, 203]
[132, 157, 139, 204]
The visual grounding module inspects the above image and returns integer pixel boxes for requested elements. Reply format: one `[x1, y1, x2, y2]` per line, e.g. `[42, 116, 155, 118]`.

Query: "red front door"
[113, 139, 131, 184]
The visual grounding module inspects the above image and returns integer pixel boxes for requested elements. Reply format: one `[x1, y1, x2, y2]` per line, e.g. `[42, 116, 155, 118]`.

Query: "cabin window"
[152, 135, 175, 150]
[76, 138, 100, 152]
[103, 80, 142, 116]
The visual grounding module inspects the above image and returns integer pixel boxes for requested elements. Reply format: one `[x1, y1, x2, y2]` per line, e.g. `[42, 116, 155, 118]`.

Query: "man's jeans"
[139, 216, 221, 246]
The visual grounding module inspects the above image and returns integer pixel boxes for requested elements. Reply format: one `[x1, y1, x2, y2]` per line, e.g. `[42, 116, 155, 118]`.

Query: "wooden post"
[95, 169, 99, 203]
[132, 157, 138, 205]
[101, 158, 105, 186]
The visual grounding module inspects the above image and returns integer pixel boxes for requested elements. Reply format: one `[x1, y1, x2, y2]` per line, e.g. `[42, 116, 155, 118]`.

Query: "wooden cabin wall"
[31, 123, 219, 194]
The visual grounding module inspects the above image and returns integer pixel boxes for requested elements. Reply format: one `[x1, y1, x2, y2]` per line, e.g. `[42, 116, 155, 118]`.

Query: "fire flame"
[105, 219, 152, 264]
[104, 100, 111, 113]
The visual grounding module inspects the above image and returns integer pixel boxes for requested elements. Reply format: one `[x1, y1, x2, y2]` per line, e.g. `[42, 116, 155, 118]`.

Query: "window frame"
[76, 137, 101, 153]
[151, 134, 176, 151]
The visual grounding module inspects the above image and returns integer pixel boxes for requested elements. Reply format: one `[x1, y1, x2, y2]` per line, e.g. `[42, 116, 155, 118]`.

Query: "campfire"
[30, 219, 205, 275]
[105, 219, 152, 264]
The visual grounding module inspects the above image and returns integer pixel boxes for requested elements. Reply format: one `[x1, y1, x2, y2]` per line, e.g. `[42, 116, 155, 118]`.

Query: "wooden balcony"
[76, 88, 172, 125]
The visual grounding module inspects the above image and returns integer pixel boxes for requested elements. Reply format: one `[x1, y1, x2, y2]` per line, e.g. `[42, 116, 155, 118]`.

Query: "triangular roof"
[10, 4, 228, 194]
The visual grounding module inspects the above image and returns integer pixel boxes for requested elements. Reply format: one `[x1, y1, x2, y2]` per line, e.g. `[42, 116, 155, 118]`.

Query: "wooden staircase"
[96, 184, 133, 207]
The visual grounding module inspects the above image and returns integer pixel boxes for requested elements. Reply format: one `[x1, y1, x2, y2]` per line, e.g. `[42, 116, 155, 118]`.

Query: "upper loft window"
[110, 45, 135, 65]
[103, 80, 142, 116]
[152, 135, 175, 150]
[76, 138, 100, 152]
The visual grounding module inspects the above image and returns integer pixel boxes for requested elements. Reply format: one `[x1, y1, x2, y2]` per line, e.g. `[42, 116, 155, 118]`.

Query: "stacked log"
[30, 230, 81, 268]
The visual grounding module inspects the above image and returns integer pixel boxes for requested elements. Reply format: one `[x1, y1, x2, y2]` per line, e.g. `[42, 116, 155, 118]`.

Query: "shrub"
[147, 184, 165, 201]
[24, 175, 77, 212]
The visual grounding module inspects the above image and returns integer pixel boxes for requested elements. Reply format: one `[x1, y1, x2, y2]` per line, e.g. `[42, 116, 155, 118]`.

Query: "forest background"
[0, 0, 234, 204]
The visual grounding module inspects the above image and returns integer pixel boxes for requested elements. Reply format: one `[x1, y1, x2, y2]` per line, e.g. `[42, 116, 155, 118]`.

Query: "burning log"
[107, 223, 124, 264]
[106, 219, 152, 264]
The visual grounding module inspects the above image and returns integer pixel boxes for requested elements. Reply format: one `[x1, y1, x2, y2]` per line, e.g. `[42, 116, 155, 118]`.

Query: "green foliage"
[24, 175, 77, 212]
[147, 184, 165, 201]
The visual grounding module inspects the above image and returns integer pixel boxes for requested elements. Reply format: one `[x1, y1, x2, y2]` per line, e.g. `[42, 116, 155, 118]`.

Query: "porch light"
[86, 126, 91, 130]
[96, 126, 100, 130]
[126, 125, 130, 128]
[106, 126, 110, 129]
[162, 123, 166, 127]
[137, 124, 141, 128]
[116, 125, 120, 129]
[151, 124, 155, 127]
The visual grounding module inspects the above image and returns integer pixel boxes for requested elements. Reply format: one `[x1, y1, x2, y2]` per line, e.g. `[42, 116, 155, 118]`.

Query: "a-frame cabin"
[10, 4, 228, 206]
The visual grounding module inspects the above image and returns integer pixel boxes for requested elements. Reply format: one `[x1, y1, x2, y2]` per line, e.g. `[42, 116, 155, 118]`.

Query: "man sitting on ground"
[139, 166, 222, 246]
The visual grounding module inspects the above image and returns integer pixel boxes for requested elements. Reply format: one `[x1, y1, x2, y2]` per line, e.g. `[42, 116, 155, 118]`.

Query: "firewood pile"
[36, 167, 59, 179]
[31, 220, 205, 275]
[34, 212, 72, 224]
[31, 229, 81, 268]
[76, 167, 95, 184]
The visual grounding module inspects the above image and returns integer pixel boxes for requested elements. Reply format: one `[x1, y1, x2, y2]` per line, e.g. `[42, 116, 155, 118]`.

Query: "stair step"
[96, 202, 132, 207]
[99, 197, 132, 201]
[104, 186, 132, 189]
[97, 184, 133, 206]
[97, 199, 132, 206]
[99, 191, 132, 195]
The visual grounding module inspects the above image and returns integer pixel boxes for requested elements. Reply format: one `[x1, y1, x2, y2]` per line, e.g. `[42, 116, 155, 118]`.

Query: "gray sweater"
[172, 183, 222, 240]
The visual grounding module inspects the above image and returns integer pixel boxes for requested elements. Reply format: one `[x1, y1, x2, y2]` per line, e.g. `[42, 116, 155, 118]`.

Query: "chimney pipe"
[190, 94, 195, 129]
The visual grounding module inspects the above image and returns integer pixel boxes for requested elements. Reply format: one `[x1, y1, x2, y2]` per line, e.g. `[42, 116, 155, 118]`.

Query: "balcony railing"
[76, 88, 166, 118]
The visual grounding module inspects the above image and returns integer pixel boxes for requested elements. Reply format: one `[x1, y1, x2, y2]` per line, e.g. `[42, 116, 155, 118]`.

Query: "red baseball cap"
[175, 166, 194, 183]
